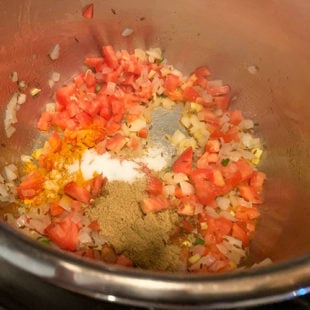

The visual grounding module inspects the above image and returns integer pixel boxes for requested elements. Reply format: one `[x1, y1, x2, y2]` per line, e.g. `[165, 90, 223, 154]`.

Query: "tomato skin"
[64, 181, 91, 204]
[88, 220, 100, 231]
[238, 185, 262, 204]
[232, 222, 249, 246]
[47, 131, 62, 153]
[17, 170, 45, 200]
[115, 255, 133, 267]
[250, 171, 266, 192]
[229, 110, 243, 125]
[45, 213, 79, 251]
[172, 147, 193, 175]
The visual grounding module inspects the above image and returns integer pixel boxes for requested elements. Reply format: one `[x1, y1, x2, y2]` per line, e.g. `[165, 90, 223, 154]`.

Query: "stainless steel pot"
[0, 0, 310, 308]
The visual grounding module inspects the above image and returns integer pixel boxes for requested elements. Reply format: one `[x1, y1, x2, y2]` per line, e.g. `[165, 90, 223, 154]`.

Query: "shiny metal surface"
[0, 0, 310, 308]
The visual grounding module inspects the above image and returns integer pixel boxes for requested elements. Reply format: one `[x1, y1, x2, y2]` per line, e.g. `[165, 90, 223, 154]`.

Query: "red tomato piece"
[164, 74, 181, 92]
[64, 182, 91, 204]
[82, 3, 94, 19]
[250, 171, 266, 192]
[85, 57, 104, 71]
[141, 197, 170, 213]
[106, 134, 126, 152]
[102, 45, 119, 69]
[75, 111, 93, 128]
[56, 84, 76, 106]
[172, 147, 193, 175]
[91, 174, 107, 197]
[146, 175, 163, 195]
[45, 214, 79, 251]
[230, 110, 243, 125]
[194, 66, 211, 78]
[115, 255, 133, 267]
[190, 169, 222, 205]
[17, 170, 45, 200]
[235, 205, 260, 221]
[37, 111, 53, 131]
[105, 119, 121, 135]
[49, 202, 65, 216]
[88, 220, 100, 231]
[232, 222, 249, 246]
[238, 185, 262, 204]
[137, 127, 148, 139]
[183, 86, 200, 102]
[47, 131, 62, 153]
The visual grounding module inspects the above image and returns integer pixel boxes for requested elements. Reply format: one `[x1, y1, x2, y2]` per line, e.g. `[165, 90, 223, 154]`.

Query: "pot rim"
[0, 221, 309, 309]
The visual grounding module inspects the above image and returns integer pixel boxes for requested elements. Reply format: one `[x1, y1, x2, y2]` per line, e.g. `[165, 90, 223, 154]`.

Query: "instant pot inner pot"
[0, 0, 310, 279]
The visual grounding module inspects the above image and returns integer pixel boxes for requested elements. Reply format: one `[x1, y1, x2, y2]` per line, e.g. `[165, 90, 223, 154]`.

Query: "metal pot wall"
[0, 0, 310, 308]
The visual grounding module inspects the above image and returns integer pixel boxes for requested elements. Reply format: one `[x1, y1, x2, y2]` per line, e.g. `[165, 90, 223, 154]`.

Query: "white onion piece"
[121, 28, 134, 37]
[2, 164, 18, 182]
[205, 206, 219, 218]
[48, 43, 60, 60]
[180, 181, 194, 195]
[216, 196, 230, 210]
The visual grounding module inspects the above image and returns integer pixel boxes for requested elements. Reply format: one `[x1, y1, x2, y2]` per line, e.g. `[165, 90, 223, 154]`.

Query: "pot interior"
[0, 0, 310, 268]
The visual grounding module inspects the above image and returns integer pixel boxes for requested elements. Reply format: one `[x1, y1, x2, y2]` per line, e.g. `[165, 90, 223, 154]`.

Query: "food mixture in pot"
[1, 46, 267, 273]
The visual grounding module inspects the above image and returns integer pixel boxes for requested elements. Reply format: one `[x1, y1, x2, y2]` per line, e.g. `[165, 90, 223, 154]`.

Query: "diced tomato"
[205, 139, 220, 153]
[88, 220, 100, 231]
[194, 66, 211, 78]
[213, 95, 230, 111]
[106, 134, 126, 152]
[115, 255, 133, 267]
[47, 131, 62, 153]
[230, 110, 243, 125]
[172, 147, 193, 175]
[126, 137, 139, 149]
[238, 185, 262, 204]
[91, 174, 107, 197]
[56, 84, 76, 106]
[49, 202, 65, 216]
[17, 169, 45, 200]
[64, 181, 91, 204]
[196, 152, 218, 168]
[111, 99, 125, 122]
[82, 3, 94, 19]
[190, 169, 222, 205]
[235, 159, 254, 182]
[235, 206, 260, 221]
[75, 111, 93, 128]
[137, 127, 148, 138]
[105, 119, 121, 135]
[250, 171, 266, 192]
[102, 45, 118, 69]
[45, 213, 80, 251]
[141, 197, 170, 213]
[232, 222, 249, 246]
[164, 74, 181, 92]
[37, 111, 53, 131]
[183, 86, 200, 102]
[203, 217, 233, 244]
[146, 175, 163, 195]
[85, 57, 104, 71]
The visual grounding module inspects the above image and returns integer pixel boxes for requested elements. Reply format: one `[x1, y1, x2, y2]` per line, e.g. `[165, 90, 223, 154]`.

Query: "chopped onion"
[17, 93, 27, 105]
[48, 43, 60, 60]
[205, 206, 219, 218]
[121, 28, 134, 37]
[216, 196, 230, 210]
[180, 181, 194, 195]
[247, 65, 259, 74]
[2, 164, 18, 182]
